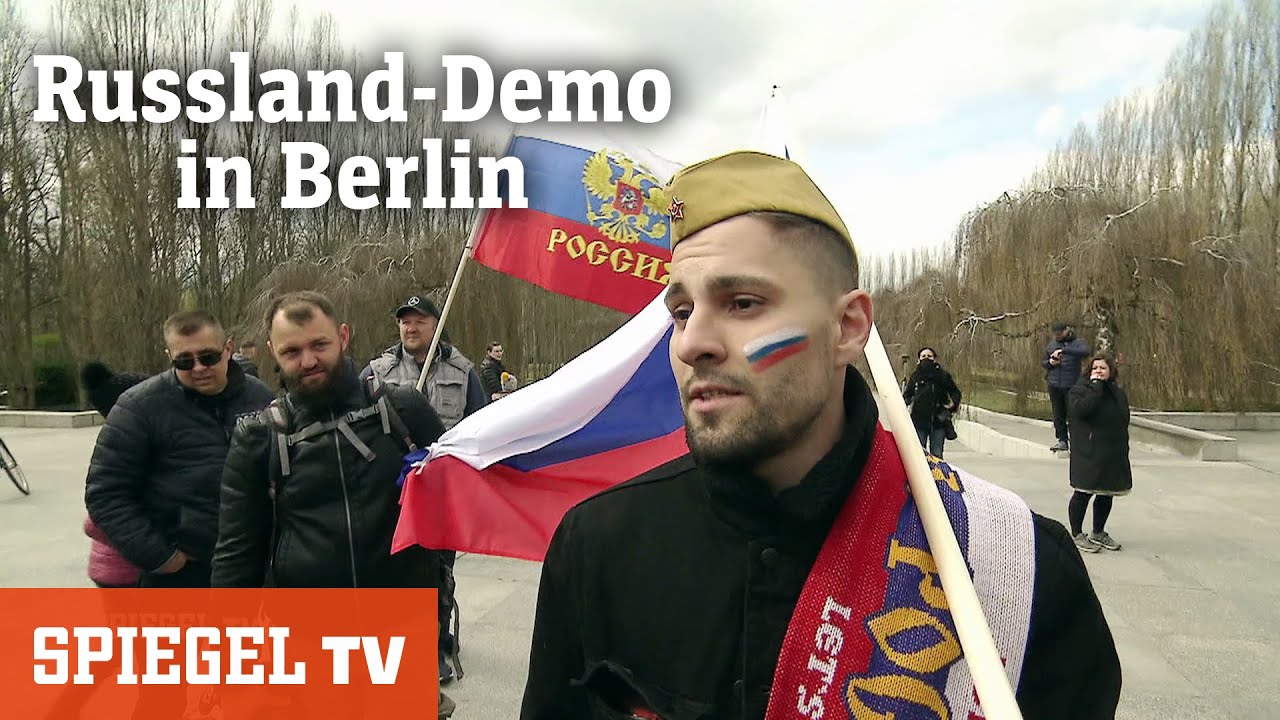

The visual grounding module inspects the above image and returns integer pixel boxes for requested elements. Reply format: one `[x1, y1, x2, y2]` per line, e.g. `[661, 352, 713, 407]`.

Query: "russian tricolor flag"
[392, 293, 687, 562]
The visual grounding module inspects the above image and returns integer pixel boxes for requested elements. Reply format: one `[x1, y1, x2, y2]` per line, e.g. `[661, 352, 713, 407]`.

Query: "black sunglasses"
[171, 350, 224, 371]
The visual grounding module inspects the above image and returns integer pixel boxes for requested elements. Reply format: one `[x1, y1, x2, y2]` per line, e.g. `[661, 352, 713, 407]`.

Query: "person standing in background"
[1067, 354, 1132, 553]
[902, 346, 962, 458]
[362, 293, 488, 686]
[479, 341, 515, 401]
[1043, 321, 1091, 451]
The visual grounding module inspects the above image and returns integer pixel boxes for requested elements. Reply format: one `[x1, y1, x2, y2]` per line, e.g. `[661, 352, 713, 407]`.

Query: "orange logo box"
[0, 588, 438, 719]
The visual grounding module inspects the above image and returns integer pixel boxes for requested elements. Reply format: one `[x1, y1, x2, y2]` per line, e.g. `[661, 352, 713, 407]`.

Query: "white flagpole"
[760, 86, 1023, 720]
[414, 208, 488, 393]
[863, 328, 1023, 720]
[415, 124, 516, 394]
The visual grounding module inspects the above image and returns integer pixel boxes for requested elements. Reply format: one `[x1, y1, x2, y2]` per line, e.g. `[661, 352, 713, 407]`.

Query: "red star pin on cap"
[667, 196, 684, 220]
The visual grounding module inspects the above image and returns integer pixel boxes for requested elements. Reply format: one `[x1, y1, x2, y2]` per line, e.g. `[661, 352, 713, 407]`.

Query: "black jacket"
[211, 357, 446, 588]
[1068, 377, 1133, 495]
[521, 369, 1121, 720]
[80, 361, 151, 418]
[902, 360, 962, 431]
[84, 362, 275, 573]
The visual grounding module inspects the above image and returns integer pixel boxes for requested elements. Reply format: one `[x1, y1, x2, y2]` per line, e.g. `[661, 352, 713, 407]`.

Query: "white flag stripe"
[425, 292, 675, 470]
[742, 326, 807, 358]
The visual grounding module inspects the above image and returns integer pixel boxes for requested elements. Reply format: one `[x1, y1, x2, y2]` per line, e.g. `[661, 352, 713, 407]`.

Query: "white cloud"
[1036, 105, 1065, 137]
[813, 143, 1049, 258]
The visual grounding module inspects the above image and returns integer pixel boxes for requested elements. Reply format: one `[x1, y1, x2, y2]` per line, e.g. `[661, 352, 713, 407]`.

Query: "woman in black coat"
[1067, 354, 1132, 553]
[902, 347, 962, 459]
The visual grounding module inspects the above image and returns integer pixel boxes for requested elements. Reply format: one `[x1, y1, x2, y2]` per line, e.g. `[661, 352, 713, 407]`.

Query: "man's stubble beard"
[684, 362, 833, 470]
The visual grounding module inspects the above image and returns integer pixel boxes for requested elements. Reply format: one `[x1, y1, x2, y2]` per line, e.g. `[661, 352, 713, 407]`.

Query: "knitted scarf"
[766, 424, 1036, 720]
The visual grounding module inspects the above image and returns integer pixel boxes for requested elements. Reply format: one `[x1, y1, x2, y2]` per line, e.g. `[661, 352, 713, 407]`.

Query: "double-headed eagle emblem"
[582, 149, 670, 246]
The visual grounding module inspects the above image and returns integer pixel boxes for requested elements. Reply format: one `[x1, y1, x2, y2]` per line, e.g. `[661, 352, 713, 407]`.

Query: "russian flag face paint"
[744, 326, 810, 372]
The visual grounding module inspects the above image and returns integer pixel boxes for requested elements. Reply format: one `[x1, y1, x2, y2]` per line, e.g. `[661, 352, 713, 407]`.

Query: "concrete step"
[957, 405, 1231, 461]
[0, 410, 104, 429]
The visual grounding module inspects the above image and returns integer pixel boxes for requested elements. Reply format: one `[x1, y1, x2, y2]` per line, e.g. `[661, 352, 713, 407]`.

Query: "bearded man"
[210, 290, 446, 590]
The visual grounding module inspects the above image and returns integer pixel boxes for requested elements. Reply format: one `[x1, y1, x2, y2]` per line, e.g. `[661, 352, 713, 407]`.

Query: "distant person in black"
[902, 346, 962, 458]
[232, 339, 260, 377]
[479, 341, 513, 401]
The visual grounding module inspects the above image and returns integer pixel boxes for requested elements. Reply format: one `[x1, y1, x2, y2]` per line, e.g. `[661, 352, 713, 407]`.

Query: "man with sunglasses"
[85, 310, 274, 589]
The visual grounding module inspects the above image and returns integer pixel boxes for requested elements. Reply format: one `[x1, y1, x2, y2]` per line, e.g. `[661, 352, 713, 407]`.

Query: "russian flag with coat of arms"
[469, 128, 683, 315]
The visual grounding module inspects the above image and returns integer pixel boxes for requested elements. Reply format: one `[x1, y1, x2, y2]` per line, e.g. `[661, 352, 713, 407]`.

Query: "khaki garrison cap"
[663, 150, 855, 257]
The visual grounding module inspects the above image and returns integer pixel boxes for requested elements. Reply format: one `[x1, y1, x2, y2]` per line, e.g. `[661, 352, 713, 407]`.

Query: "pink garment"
[83, 515, 140, 587]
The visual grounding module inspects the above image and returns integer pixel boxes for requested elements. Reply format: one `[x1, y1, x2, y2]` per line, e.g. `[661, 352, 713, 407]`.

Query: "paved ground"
[2, 423, 1277, 718]
[1225, 431, 1280, 474]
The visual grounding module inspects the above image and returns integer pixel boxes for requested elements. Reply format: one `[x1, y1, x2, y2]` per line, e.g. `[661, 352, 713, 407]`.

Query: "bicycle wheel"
[0, 439, 30, 496]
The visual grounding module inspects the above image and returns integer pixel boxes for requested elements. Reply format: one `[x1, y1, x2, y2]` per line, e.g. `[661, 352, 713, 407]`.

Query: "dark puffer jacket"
[1068, 377, 1133, 495]
[84, 362, 275, 572]
[211, 357, 446, 588]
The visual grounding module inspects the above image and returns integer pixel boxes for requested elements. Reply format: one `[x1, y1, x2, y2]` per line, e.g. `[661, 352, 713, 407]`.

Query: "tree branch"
[1102, 186, 1174, 231]
[950, 302, 1045, 339]
[1251, 360, 1280, 375]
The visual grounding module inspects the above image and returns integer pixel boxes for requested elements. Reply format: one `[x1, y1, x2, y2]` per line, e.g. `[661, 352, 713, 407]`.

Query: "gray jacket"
[361, 343, 487, 429]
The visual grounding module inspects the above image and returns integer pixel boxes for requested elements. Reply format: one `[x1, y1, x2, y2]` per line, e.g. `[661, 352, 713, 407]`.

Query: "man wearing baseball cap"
[520, 151, 1120, 719]
[362, 294, 488, 430]
[361, 293, 488, 686]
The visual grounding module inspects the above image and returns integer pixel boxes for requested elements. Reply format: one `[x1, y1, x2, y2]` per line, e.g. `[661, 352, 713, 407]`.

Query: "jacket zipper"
[330, 410, 360, 588]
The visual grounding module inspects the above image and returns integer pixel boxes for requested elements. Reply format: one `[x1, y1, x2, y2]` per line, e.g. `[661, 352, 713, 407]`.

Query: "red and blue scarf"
[766, 424, 1036, 720]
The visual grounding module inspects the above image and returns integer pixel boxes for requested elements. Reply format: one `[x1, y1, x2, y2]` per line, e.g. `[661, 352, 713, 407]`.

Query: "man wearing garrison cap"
[521, 152, 1120, 720]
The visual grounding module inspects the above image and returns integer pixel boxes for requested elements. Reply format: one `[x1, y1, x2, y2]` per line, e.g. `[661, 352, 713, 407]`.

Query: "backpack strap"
[281, 412, 378, 463]
[366, 373, 418, 454]
[258, 399, 292, 582]
[335, 419, 376, 461]
[258, 401, 292, 496]
[268, 377, 417, 469]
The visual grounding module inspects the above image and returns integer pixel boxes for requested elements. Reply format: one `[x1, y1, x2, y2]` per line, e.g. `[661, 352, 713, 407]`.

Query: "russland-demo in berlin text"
[29, 52, 673, 210]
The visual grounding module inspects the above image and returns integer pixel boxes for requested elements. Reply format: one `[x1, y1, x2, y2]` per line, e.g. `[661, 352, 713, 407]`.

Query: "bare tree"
[872, 0, 1280, 412]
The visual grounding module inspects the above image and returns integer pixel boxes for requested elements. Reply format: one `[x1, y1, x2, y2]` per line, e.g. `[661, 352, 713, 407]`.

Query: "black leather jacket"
[211, 357, 446, 588]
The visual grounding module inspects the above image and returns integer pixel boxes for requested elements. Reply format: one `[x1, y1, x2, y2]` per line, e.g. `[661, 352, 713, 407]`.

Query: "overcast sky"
[15, 0, 1219, 260]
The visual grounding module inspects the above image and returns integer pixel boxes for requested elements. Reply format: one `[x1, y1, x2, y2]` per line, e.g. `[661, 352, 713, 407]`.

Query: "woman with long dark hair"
[1067, 354, 1132, 553]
